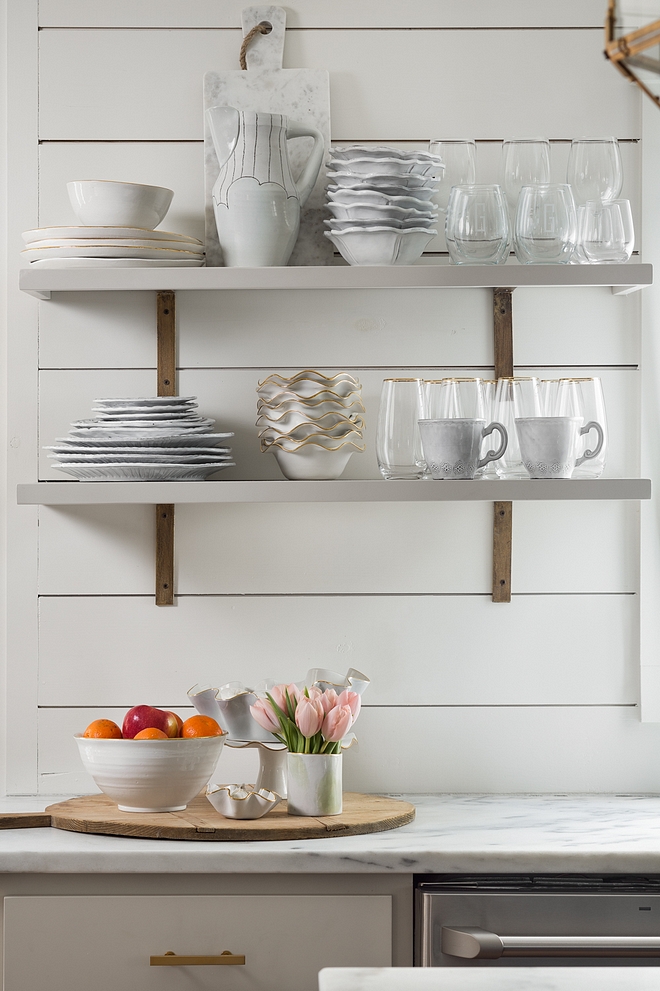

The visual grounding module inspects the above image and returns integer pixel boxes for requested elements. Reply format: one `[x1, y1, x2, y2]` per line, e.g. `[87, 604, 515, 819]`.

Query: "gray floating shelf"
[17, 478, 652, 506]
[18, 262, 653, 299]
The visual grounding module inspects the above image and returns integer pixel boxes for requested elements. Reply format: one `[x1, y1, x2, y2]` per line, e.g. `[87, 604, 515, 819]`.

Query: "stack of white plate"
[256, 371, 365, 480]
[45, 397, 234, 480]
[325, 145, 443, 265]
[21, 227, 205, 268]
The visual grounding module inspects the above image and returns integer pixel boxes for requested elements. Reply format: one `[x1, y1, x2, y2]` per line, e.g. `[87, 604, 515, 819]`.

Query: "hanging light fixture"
[605, 0, 660, 108]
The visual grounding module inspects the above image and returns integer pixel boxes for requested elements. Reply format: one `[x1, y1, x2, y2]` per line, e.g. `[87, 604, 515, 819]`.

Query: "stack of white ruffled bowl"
[325, 145, 443, 265]
[256, 371, 366, 480]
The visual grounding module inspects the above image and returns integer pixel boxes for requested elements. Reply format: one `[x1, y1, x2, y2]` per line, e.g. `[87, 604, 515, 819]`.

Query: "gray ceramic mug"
[515, 416, 604, 478]
[418, 418, 508, 479]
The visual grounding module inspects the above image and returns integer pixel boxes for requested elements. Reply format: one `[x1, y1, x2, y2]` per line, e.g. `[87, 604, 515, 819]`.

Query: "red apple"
[122, 705, 171, 739]
[163, 710, 184, 738]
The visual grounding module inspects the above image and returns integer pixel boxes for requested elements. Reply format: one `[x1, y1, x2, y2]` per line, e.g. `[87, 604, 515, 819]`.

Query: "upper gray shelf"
[18, 262, 654, 299]
[17, 479, 652, 505]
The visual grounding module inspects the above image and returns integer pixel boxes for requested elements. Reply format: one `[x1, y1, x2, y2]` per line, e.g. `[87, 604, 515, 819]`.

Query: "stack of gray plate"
[45, 397, 234, 480]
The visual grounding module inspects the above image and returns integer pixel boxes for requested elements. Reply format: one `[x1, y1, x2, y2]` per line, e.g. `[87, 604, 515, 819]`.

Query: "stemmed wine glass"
[567, 137, 623, 205]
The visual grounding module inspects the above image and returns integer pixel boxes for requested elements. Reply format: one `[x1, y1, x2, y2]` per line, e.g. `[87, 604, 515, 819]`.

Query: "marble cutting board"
[204, 5, 331, 267]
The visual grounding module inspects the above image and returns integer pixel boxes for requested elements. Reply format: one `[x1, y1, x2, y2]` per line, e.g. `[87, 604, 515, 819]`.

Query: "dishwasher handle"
[442, 927, 660, 959]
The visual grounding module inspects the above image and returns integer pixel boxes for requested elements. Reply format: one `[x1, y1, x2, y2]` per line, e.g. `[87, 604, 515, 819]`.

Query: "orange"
[134, 727, 168, 740]
[83, 719, 122, 739]
[181, 715, 224, 738]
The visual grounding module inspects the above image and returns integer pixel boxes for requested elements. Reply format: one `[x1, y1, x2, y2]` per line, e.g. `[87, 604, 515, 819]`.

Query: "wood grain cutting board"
[43, 792, 415, 842]
[204, 4, 331, 267]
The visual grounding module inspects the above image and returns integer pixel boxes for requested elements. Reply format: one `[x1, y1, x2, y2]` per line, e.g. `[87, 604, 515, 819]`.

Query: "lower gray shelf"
[17, 478, 652, 505]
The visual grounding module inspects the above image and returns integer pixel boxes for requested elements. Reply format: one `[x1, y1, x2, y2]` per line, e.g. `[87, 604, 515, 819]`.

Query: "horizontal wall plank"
[39, 30, 639, 140]
[38, 285, 641, 372]
[37, 139, 642, 259]
[38, 1, 608, 30]
[37, 594, 637, 708]
[38, 703, 660, 795]
[38, 367, 640, 481]
[36, 500, 638, 595]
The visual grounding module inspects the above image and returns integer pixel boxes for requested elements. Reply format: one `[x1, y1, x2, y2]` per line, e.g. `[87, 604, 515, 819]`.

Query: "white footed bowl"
[325, 228, 435, 266]
[75, 733, 225, 812]
[67, 180, 174, 229]
[272, 445, 356, 480]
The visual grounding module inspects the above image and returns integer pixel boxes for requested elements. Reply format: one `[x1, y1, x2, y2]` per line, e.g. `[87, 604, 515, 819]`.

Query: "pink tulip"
[322, 703, 353, 743]
[338, 689, 361, 720]
[270, 683, 299, 715]
[295, 696, 324, 738]
[250, 698, 280, 734]
[306, 686, 323, 701]
[319, 688, 339, 713]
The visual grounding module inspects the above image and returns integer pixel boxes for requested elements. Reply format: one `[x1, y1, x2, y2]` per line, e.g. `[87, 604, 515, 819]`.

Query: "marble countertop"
[3, 794, 660, 874]
[319, 969, 660, 991]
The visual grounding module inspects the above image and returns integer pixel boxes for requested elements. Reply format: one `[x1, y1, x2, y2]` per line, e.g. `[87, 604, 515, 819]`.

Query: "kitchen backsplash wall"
[7, 0, 660, 794]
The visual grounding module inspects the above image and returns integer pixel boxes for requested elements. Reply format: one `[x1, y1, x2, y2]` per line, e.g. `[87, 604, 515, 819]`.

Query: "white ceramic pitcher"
[207, 106, 325, 266]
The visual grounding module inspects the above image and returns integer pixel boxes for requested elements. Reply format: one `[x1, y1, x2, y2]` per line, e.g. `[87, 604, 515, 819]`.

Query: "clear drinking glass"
[478, 379, 500, 478]
[424, 378, 486, 419]
[567, 137, 623, 206]
[514, 183, 577, 264]
[492, 377, 541, 478]
[501, 138, 551, 214]
[556, 377, 608, 478]
[538, 379, 561, 415]
[580, 199, 633, 263]
[445, 184, 510, 265]
[428, 139, 477, 213]
[376, 378, 426, 479]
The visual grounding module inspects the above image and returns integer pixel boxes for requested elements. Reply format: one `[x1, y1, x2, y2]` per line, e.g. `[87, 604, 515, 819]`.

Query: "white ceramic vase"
[286, 753, 342, 816]
[207, 107, 325, 267]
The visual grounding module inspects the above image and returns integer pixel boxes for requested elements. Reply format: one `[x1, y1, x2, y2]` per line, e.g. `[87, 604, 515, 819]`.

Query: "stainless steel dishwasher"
[416, 875, 660, 967]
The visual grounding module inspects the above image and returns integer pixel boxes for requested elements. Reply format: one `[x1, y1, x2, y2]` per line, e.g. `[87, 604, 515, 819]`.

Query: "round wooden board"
[45, 792, 415, 842]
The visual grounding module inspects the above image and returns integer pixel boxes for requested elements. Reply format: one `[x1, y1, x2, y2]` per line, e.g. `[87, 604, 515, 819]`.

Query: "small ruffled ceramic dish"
[206, 783, 282, 820]
[329, 172, 440, 191]
[326, 202, 436, 224]
[325, 227, 436, 266]
[325, 218, 436, 232]
[263, 431, 366, 452]
[257, 377, 361, 402]
[257, 409, 365, 431]
[330, 145, 442, 163]
[327, 188, 436, 211]
[272, 445, 357, 480]
[327, 182, 438, 203]
[259, 370, 361, 388]
[326, 156, 444, 178]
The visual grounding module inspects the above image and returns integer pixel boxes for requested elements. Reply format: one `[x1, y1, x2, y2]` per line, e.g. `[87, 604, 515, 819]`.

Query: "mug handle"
[575, 420, 604, 467]
[477, 422, 508, 469]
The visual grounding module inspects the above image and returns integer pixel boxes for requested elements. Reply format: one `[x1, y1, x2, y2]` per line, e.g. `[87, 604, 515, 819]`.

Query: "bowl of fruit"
[76, 705, 226, 813]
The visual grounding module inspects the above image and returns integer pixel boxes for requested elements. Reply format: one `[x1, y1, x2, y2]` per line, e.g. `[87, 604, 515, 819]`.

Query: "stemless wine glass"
[445, 184, 510, 265]
[428, 139, 477, 212]
[425, 378, 486, 419]
[567, 137, 623, 205]
[514, 183, 577, 264]
[501, 138, 551, 214]
[580, 199, 633, 263]
[492, 377, 541, 478]
[376, 378, 426, 479]
[556, 377, 608, 478]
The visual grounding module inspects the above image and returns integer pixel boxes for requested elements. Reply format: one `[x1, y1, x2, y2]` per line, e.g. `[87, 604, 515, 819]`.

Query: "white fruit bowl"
[67, 180, 174, 229]
[75, 734, 226, 813]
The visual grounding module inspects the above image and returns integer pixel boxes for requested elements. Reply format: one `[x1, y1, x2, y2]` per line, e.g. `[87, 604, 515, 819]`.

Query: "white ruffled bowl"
[272, 445, 356, 480]
[206, 783, 282, 819]
[325, 227, 436, 266]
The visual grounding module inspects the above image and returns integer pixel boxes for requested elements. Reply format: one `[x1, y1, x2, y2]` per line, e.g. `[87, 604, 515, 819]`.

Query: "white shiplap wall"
[6, 0, 660, 795]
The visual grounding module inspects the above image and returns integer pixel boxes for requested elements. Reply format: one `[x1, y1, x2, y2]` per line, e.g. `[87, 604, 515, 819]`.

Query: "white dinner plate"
[53, 463, 235, 481]
[67, 426, 217, 438]
[27, 237, 205, 254]
[22, 226, 203, 245]
[91, 410, 203, 420]
[94, 396, 198, 406]
[52, 433, 233, 448]
[72, 417, 216, 429]
[49, 453, 233, 464]
[22, 243, 204, 261]
[29, 257, 205, 268]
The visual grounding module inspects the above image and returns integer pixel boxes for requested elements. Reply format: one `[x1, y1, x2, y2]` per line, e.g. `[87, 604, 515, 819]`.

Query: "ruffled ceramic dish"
[326, 156, 443, 178]
[329, 172, 440, 191]
[325, 227, 436, 266]
[327, 182, 438, 203]
[327, 188, 436, 211]
[206, 783, 282, 820]
[327, 202, 436, 224]
[325, 218, 436, 232]
[330, 145, 442, 163]
[259, 370, 360, 387]
[272, 445, 357, 480]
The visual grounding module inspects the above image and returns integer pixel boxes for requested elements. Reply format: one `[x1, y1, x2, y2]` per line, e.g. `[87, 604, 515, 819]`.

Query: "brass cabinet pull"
[150, 950, 246, 966]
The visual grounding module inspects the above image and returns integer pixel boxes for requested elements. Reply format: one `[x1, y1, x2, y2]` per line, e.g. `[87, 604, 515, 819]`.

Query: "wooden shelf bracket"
[155, 291, 176, 606]
[492, 287, 515, 603]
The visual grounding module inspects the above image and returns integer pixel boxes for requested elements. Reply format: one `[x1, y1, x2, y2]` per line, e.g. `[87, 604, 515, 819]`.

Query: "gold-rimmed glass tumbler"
[376, 378, 426, 479]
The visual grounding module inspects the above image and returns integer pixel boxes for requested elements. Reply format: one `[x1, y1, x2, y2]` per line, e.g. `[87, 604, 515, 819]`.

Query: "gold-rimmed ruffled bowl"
[206, 783, 282, 820]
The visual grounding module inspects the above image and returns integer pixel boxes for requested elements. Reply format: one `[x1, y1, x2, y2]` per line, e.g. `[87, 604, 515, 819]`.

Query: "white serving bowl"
[271, 445, 356, 480]
[207, 783, 282, 819]
[75, 733, 226, 812]
[67, 180, 174, 229]
[325, 227, 436, 266]
[326, 201, 436, 224]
